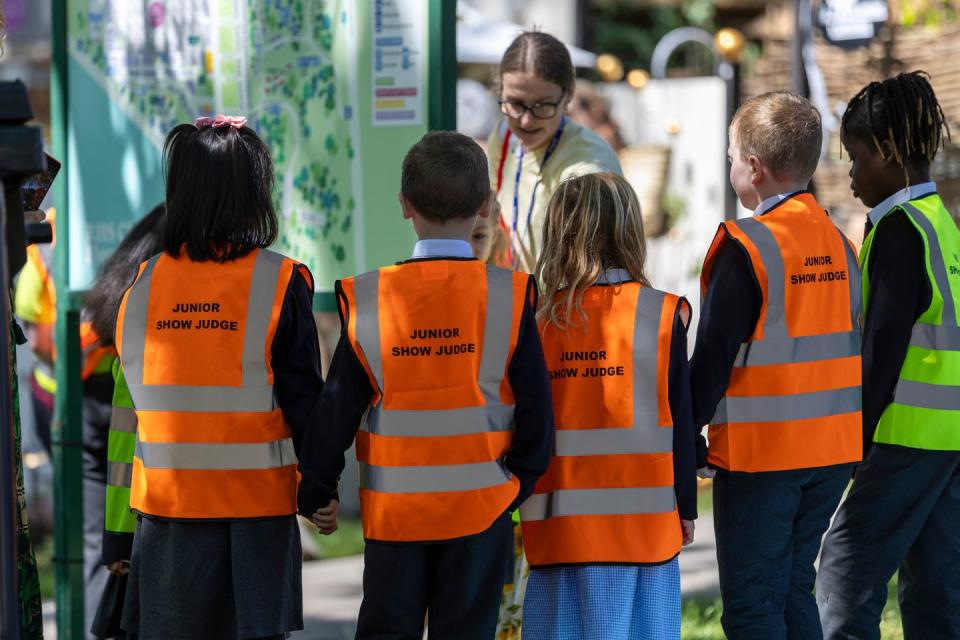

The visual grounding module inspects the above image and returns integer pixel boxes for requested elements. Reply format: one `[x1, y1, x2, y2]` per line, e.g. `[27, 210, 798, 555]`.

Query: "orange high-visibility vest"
[701, 193, 862, 472]
[26, 238, 115, 382]
[521, 281, 685, 566]
[340, 260, 529, 542]
[116, 248, 307, 519]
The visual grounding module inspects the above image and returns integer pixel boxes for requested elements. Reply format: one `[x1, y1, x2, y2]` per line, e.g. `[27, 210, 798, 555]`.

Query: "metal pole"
[720, 60, 741, 220]
[0, 186, 21, 640]
[50, 0, 86, 637]
[792, 0, 812, 96]
[428, 0, 457, 131]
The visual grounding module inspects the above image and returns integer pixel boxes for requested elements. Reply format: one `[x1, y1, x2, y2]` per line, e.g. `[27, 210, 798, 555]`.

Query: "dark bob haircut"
[401, 131, 489, 223]
[162, 123, 278, 262]
[85, 203, 166, 345]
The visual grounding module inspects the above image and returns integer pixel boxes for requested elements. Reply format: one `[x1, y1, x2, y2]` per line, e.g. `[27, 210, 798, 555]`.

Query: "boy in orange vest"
[689, 93, 862, 639]
[298, 131, 554, 640]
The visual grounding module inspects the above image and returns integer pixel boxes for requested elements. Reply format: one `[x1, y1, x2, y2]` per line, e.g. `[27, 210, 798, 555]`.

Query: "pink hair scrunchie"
[194, 115, 248, 130]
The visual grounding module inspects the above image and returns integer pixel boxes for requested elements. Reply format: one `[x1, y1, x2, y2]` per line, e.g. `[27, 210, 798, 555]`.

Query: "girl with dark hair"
[109, 116, 330, 640]
[488, 31, 622, 274]
[816, 72, 960, 639]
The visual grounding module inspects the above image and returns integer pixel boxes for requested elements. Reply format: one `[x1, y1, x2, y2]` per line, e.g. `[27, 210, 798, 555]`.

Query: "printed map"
[69, 0, 360, 281]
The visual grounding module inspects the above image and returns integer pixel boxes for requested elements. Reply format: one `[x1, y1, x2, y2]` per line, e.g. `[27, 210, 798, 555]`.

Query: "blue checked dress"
[522, 560, 681, 640]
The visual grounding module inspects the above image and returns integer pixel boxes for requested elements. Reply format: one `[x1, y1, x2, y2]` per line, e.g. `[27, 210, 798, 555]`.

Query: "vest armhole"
[711, 227, 765, 342]
[334, 280, 349, 330]
[295, 263, 315, 294]
[676, 297, 692, 330]
[880, 206, 937, 317]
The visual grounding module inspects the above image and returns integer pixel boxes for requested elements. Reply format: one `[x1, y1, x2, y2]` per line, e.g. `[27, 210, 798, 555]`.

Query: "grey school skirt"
[121, 514, 303, 640]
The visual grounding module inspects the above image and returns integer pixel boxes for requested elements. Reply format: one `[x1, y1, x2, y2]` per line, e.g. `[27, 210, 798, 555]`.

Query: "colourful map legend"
[371, 0, 424, 127]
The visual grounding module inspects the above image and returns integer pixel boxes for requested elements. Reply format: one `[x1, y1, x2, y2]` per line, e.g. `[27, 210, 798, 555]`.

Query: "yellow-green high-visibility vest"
[861, 193, 960, 450]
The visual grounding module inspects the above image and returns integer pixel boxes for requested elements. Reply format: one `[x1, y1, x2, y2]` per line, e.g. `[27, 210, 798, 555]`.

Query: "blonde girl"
[521, 173, 697, 640]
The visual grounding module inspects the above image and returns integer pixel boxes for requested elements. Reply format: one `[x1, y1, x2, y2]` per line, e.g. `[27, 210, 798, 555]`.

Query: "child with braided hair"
[816, 71, 960, 640]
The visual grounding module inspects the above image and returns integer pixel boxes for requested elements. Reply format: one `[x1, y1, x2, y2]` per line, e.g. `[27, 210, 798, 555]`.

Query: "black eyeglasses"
[498, 93, 565, 120]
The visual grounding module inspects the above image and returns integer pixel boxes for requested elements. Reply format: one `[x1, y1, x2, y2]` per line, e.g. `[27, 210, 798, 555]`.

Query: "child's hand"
[312, 499, 339, 535]
[107, 560, 130, 576]
[681, 519, 695, 546]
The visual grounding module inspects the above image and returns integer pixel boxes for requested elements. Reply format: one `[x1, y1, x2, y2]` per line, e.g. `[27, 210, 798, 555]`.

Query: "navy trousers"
[816, 444, 960, 640]
[714, 464, 852, 640]
[355, 512, 513, 640]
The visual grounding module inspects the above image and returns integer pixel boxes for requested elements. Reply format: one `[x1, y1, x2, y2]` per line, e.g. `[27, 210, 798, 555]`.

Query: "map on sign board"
[68, 0, 362, 287]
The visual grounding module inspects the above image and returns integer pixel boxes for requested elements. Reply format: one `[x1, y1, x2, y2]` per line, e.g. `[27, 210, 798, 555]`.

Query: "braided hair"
[841, 71, 951, 168]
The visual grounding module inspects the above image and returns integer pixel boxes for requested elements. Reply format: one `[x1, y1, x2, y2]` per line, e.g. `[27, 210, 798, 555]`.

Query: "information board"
[64, 0, 425, 298]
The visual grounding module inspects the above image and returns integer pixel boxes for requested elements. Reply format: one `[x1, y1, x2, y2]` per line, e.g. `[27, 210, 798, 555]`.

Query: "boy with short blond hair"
[297, 131, 553, 640]
[690, 92, 863, 639]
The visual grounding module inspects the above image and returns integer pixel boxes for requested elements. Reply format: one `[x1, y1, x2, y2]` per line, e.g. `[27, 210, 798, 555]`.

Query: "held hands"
[107, 560, 130, 576]
[311, 499, 339, 535]
[681, 519, 696, 546]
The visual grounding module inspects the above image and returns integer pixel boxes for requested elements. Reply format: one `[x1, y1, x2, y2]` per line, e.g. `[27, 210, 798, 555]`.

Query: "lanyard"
[511, 118, 567, 248]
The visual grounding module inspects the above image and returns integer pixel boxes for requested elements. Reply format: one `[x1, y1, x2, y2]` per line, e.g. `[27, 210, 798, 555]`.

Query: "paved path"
[43, 513, 719, 639]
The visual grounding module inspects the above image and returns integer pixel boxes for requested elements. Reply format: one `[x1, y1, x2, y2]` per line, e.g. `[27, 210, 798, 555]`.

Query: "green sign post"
[50, 0, 455, 636]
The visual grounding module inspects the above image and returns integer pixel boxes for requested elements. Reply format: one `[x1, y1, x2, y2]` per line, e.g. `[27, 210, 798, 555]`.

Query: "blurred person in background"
[14, 205, 119, 639]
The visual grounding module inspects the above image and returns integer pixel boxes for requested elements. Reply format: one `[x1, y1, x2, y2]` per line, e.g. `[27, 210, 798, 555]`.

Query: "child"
[470, 196, 510, 267]
[111, 116, 330, 640]
[521, 172, 697, 640]
[816, 72, 960, 640]
[689, 93, 862, 638]
[297, 130, 554, 640]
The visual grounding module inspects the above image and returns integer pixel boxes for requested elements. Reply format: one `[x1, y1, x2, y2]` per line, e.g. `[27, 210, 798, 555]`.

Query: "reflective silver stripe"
[633, 288, 664, 423]
[353, 271, 384, 394]
[555, 419, 672, 456]
[905, 204, 958, 326]
[713, 386, 861, 424]
[357, 267, 516, 437]
[126, 384, 275, 413]
[520, 487, 676, 521]
[136, 437, 296, 470]
[555, 287, 672, 456]
[738, 217, 788, 340]
[841, 238, 863, 332]
[242, 250, 284, 387]
[110, 407, 138, 433]
[910, 323, 960, 351]
[479, 266, 514, 403]
[734, 331, 860, 367]
[894, 379, 960, 411]
[365, 404, 514, 437]
[733, 219, 861, 367]
[358, 460, 511, 493]
[120, 251, 284, 413]
[107, 461, 133, 488]
[119, 255, 161, 385]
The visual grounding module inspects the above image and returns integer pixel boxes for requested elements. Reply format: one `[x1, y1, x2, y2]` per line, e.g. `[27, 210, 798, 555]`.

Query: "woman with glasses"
[487, 31, 622, 275]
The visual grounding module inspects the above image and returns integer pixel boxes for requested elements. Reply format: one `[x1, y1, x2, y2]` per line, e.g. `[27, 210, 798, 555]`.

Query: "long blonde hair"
[536, 172, 650, 329]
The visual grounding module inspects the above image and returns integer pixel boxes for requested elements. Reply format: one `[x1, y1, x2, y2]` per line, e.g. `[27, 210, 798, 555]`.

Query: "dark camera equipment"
[1, 79, 49, 640]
